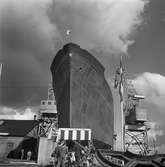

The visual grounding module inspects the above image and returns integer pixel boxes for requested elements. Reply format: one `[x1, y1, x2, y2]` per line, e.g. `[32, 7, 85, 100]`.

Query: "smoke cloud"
[1, 0, 60, 54]
[156, 144, 165, 154]
[0, 0, 149, 108]
[0, 106, 36, 120]
[51, 0, 148, 54]
[0, 0, 59, 107]
[132, 72, 165, 108]
[147, 122, 163, 141]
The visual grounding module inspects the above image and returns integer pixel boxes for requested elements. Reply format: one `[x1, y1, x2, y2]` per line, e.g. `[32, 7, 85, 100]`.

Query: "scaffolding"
[38, 85, 58, 140]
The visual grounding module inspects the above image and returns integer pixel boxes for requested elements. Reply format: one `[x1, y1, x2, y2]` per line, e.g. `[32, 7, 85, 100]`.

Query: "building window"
[7, 142, 14, 149]
[48, 101, 51, 105]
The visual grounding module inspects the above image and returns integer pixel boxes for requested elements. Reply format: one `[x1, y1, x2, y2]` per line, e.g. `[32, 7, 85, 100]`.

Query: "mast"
[0, 64, 2, 79]
[119, 56, 125, 152]
[115, 55, 125, 151]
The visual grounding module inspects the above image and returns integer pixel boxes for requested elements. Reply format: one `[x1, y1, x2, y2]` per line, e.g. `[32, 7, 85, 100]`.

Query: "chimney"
[34, 115, 37, 120]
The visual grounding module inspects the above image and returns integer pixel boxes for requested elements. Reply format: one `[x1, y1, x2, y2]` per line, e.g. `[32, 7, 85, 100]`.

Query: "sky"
[1, 0, 165, 153]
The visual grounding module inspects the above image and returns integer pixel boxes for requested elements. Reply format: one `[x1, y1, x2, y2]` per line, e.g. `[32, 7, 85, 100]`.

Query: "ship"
[50, 43, 114, 147]
[50, 43, 165, 167]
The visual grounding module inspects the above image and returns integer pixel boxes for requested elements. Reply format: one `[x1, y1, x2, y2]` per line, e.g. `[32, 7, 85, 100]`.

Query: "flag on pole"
[66, 30, 71, 35]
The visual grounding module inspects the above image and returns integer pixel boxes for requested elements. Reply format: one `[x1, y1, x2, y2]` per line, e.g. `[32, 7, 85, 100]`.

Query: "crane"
[114, 56, 150, 155]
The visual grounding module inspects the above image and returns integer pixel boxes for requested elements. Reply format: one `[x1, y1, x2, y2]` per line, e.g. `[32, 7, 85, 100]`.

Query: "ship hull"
[51, 43, 114, 146]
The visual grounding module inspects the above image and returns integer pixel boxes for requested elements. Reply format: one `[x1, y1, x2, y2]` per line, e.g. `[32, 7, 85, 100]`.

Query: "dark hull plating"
[51, 43, 114, 146]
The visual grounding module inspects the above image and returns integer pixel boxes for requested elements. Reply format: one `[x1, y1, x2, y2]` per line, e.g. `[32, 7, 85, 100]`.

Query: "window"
[7, 142, 14, 149]
[42, 101, 45, 105]
[48, 101, 51, 105]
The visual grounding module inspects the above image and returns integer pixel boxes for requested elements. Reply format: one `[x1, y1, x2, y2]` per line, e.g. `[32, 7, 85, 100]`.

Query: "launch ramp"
[95, 149, 165, 167]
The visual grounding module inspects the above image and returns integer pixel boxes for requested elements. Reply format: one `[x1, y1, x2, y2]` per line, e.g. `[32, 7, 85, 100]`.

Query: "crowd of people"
[51, 139, 97, 167]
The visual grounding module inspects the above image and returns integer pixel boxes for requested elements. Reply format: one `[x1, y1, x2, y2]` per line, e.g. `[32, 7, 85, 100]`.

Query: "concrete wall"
[37, 137, 56, 166]
[0, 137, 23, 158]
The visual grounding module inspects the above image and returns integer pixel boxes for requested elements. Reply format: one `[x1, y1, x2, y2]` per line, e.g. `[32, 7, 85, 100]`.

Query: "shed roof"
[0, 120, 39, 137]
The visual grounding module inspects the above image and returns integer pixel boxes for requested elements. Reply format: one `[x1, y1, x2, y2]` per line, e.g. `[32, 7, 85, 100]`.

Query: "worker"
[54, 139, 68, 167]
[20, 149, 24, 160]
[27, 150, 32, 160]
[73, 141, 82, 165]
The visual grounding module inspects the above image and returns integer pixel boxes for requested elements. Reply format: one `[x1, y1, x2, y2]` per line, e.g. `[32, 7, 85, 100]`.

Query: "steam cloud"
[0, 0, 149, 108]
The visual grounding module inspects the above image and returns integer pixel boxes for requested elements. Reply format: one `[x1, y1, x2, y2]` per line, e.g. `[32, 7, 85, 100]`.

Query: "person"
[27, 150, 32, 160]
[73, 142, 82, 165]
[66, 152, 75, 167]
[84, 145, 91, 167]
[70, 152, 76, 166]
[88, 141, 95, 154]
[84, 146, 89, 155]
[55, 140, 68, 167]
[20, 149, 24, 160]
[51, 141, 60, 167]
[82, 154, 88, 167]
[66, 152, 71, 167]
[92, 155, 98, 167]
